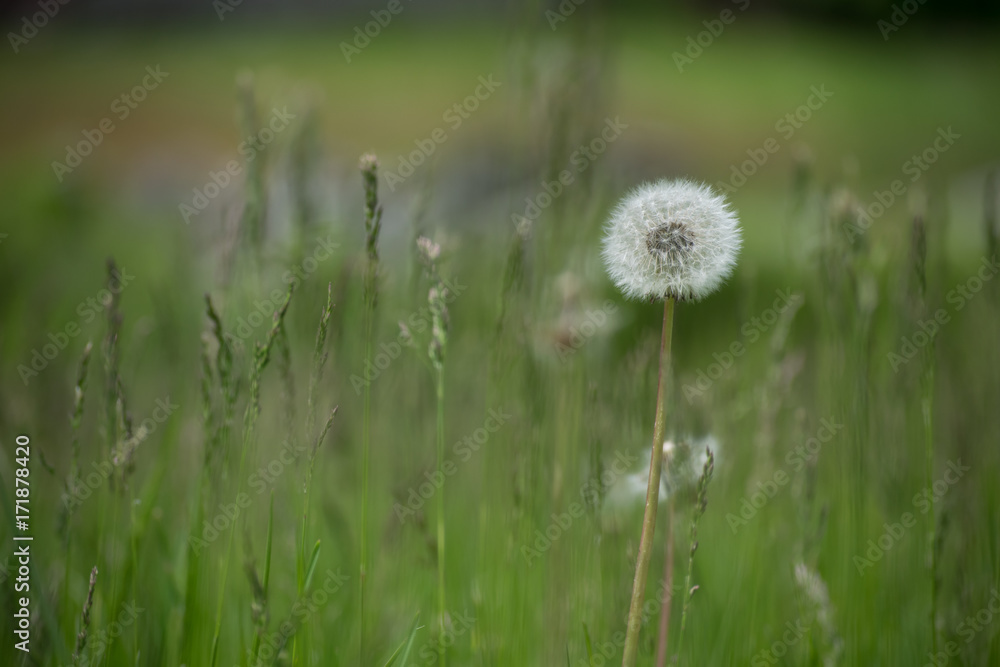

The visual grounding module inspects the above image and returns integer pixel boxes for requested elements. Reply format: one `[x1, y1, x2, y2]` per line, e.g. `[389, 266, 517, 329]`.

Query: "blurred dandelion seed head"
[605, 435, 722, 519]
[602, 179, 741, 301]
[662, 436, 719, 493]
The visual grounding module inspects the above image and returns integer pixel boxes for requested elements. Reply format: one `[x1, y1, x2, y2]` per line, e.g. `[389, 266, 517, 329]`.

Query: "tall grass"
[3, 57, 999, 667]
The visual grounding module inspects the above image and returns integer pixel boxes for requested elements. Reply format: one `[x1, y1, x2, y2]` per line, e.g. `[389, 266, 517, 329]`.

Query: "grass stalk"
[622, 296, 675, 667]
[210, 286, 292, 667]
[306, 283, 334, 439]
[361, 325, 372, 653]
[181, 300, 229, 659]
[654, 496, 675, 667]
[206, 295, 237, 476]
[676, 448, 715, 660]
[985, 170, 998, 260]
[249, 491, 275, 666]
[911, 201, 937, 655]
[923, 380, 936, 655]
[292, 287, 336, 664]
[418, 236, 451, 667]
[72, 566, 98, 666]
[237, 73, 264, 255]
[62, 341, 93, 623]
[293, 406, 338, 664]
[359, 153, 382, 662]
[436, 365, 447, 667]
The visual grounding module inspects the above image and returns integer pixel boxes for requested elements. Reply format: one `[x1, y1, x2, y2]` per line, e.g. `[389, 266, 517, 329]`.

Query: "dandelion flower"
[606, 180, 740, 666]
[602, 179, 741, 301]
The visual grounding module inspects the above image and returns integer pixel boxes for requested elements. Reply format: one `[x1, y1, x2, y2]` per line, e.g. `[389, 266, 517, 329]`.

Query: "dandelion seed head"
[662, 435, 719, 493]
[602, 179, 741, 301]
[605, 435, 721, 517]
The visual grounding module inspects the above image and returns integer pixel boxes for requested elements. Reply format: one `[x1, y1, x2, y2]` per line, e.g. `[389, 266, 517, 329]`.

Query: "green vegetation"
[1, 16, 998, 667]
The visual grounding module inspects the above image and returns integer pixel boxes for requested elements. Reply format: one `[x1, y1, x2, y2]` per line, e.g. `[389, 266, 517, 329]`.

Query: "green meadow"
[1, 11, 999, 667]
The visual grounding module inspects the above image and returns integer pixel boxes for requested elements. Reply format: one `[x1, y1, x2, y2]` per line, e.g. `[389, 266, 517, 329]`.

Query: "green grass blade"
[263, 490, 274, 596]
[383, 613, 422, 667]
[583, 622, 594, 667]
[303, 540, 321, 593]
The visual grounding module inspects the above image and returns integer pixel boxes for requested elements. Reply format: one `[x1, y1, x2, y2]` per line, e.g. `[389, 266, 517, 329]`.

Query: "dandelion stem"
[622, 296, 675, 667]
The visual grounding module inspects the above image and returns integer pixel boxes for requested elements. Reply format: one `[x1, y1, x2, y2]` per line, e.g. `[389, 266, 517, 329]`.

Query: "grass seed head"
[428, 285, 449, 370]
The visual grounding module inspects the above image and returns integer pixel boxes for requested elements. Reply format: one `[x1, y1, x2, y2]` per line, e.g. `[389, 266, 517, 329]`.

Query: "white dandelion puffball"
[604, 435, 721, 514]
[602, 179, 742, 301]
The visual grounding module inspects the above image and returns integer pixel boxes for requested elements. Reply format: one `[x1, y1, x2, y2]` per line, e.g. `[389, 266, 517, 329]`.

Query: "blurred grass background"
[0, 1, 999, 665]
